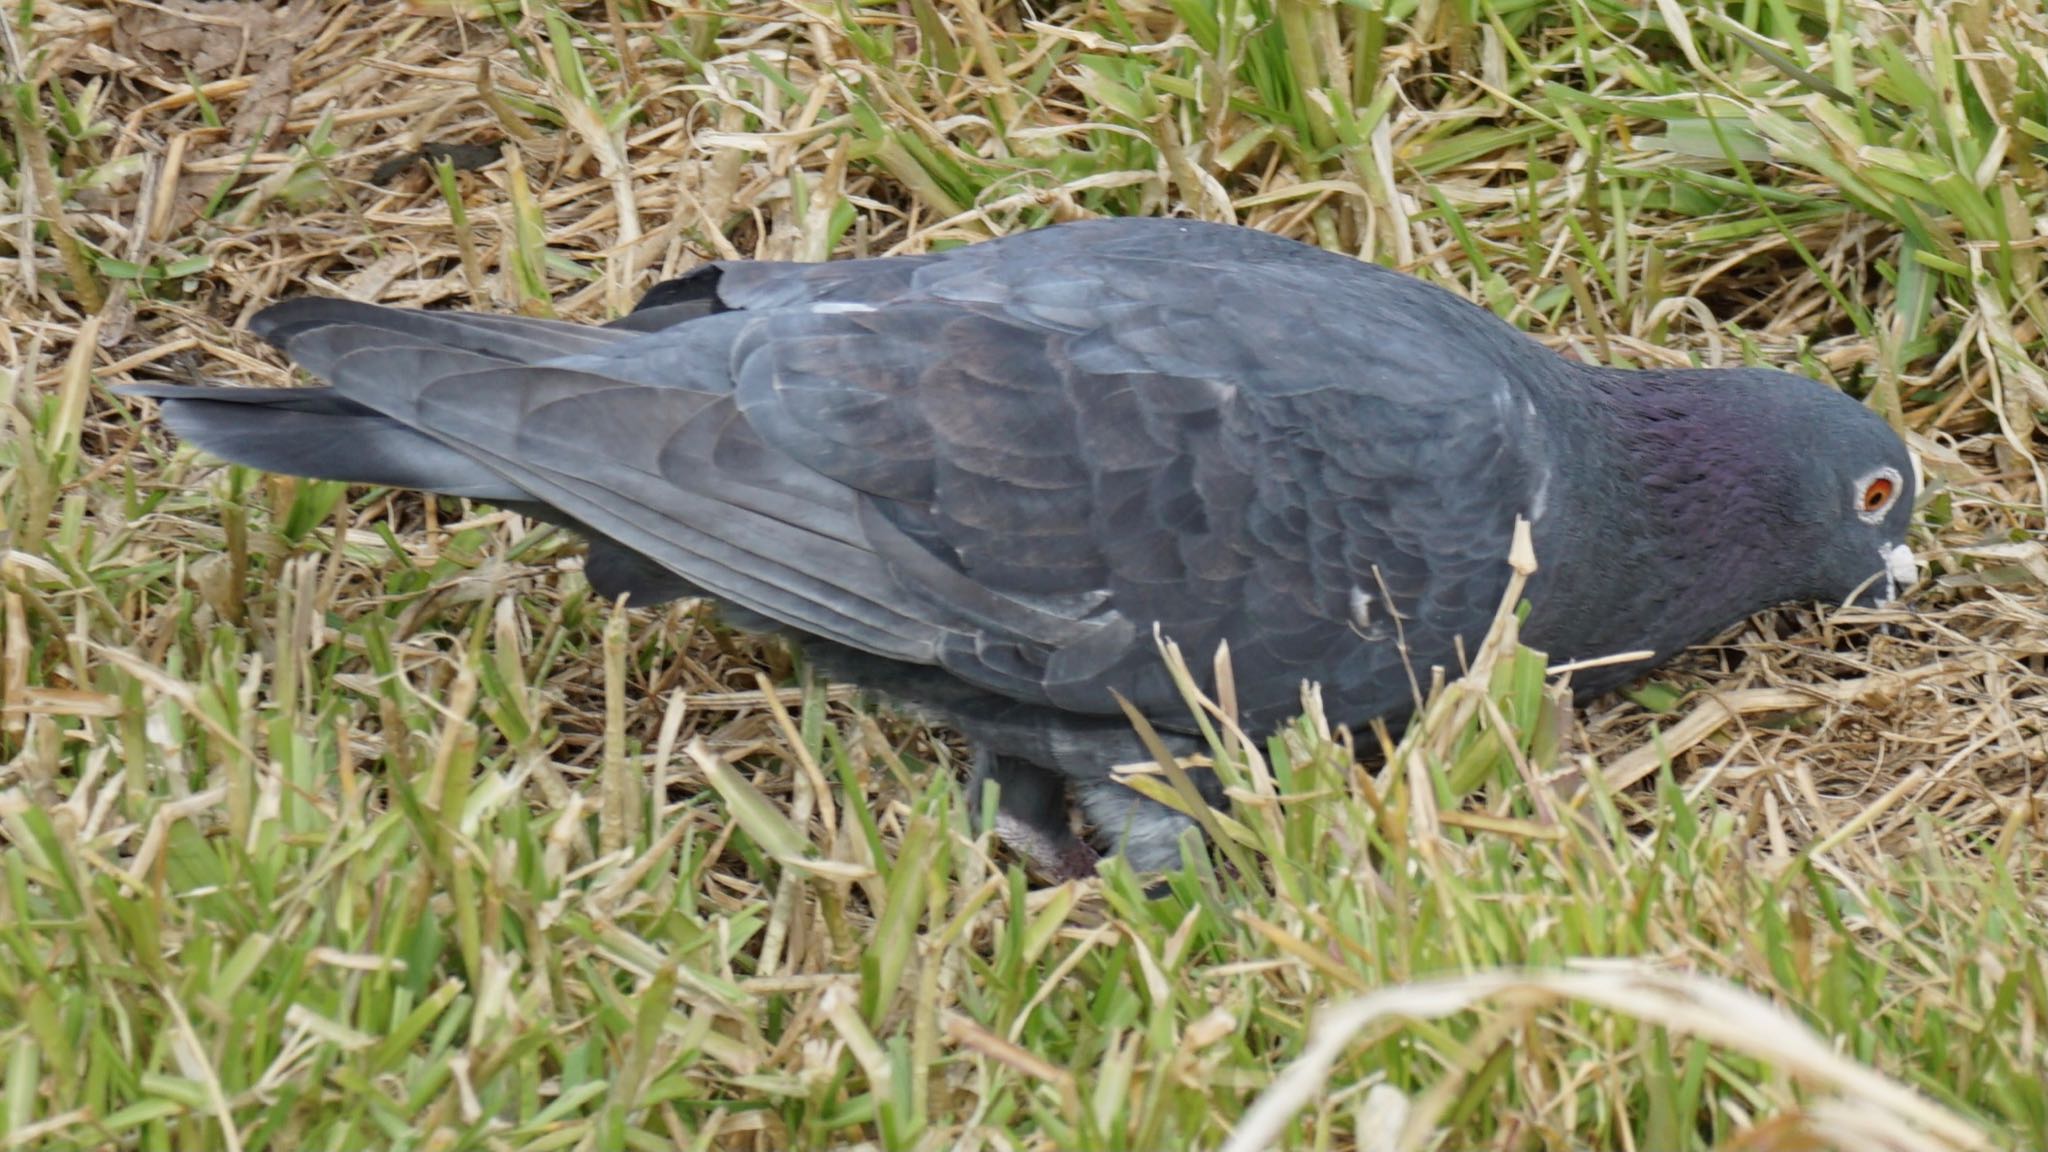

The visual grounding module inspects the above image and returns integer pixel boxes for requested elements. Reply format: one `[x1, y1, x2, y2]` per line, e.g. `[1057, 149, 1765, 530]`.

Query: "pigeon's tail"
[113, 383, 525, 501]
[113, 296, 820, 614]
[113, 297, 646, 500]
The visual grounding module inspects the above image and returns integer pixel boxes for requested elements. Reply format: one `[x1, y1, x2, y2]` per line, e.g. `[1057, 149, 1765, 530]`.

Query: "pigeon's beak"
[1872, 542, 1918, 606]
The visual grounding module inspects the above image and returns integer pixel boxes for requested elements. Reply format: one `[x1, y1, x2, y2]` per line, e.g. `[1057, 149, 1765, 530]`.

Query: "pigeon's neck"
[1524, 366, 1812, 679]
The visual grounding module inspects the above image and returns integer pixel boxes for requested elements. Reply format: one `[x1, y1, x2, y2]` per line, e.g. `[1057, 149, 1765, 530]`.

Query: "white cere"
[1880, 542, 1917, 602]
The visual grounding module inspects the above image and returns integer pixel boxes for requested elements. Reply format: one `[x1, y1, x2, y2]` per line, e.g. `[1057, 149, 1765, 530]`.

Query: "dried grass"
[5, 0, 2047, 1148]
[23, 0, 2043, 838]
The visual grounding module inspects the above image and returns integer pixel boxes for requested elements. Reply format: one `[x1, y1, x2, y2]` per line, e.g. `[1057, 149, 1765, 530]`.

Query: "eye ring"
[1855, 467, 1902, 524]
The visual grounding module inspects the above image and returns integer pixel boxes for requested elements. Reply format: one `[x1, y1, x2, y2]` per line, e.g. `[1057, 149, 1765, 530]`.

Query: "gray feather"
[113, 383, 522, 500]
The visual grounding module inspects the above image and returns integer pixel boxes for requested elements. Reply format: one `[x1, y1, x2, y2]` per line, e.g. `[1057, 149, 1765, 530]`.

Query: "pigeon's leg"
[969, 750, 1101, 883]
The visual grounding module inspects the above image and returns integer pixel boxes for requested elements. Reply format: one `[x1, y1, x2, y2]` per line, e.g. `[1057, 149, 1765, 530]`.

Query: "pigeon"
[117, 218, 1919, 877]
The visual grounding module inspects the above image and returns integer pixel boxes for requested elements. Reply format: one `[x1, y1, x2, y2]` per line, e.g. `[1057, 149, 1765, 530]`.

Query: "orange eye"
[1861, 476, 1895, 513]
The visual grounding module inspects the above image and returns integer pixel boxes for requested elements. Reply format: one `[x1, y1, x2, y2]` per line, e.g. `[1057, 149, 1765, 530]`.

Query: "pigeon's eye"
[1855, 469, 1901, 522]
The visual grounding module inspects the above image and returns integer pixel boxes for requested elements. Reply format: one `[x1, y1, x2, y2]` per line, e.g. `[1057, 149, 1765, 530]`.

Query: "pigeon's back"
[124, 218, 1555, 735]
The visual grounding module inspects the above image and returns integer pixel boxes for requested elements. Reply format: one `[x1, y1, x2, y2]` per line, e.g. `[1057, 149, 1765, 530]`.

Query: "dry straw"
[4, 0, 2045, 1148]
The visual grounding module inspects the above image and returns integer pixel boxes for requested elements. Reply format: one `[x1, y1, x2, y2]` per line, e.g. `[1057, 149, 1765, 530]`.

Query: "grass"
[3, 0, 2047, 1148]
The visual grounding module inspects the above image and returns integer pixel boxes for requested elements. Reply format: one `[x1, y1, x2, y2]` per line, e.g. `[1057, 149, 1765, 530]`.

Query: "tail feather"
[251, 297, 634, 364]
[114, 383, 522, 500]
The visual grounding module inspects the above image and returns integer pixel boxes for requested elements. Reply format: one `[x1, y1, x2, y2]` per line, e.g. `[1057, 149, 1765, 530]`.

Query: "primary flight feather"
[120, 218, 1918, 876]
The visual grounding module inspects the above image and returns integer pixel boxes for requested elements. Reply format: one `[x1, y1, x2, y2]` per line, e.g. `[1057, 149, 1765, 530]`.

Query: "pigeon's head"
[1539, 365, 1922, 691]
[1731, 369, 1920, 608]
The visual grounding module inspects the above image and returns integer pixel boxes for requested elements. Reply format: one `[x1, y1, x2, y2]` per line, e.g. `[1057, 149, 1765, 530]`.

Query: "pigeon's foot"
[993, 809, 1102, 884]
[971, 751, 1101, 883]
[970, 748, 1227, 881]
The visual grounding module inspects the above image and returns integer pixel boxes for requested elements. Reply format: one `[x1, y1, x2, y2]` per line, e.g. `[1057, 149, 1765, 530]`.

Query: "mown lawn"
[3, 1, 2045, 1149]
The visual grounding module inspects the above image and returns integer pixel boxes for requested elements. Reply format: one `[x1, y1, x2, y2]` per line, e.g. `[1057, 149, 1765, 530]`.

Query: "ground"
[2, 1, 2045, 1149]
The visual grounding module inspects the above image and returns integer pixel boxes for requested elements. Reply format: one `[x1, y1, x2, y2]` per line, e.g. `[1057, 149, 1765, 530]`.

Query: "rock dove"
[117, 218, 1918, 877]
